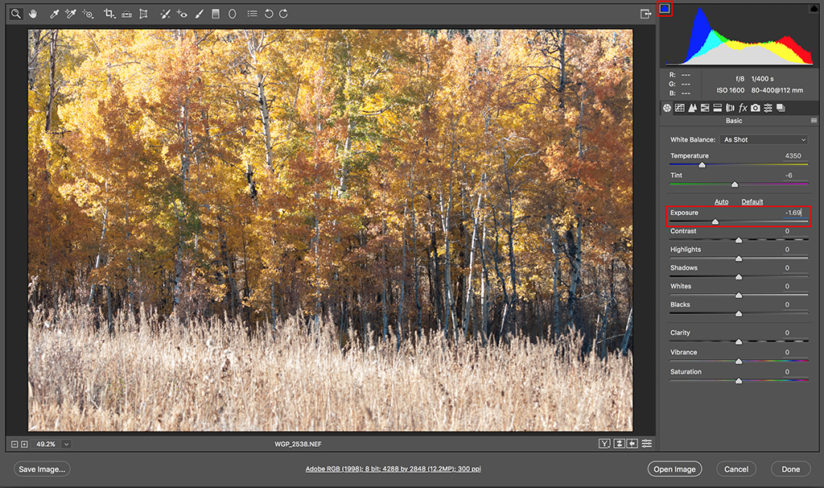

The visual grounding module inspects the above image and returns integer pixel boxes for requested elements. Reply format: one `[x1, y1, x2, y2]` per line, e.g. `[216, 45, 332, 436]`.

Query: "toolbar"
[8, 6, 290, 23]
[4, 4, 654, 26]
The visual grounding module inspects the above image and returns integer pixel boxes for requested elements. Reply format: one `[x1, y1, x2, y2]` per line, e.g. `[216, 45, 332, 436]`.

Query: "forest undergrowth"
[28, 299, 632, 432]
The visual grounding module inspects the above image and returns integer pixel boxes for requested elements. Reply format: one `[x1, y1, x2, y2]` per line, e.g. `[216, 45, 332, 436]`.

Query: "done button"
[648, 461, 702, 478]
[771, 461, 811, 477]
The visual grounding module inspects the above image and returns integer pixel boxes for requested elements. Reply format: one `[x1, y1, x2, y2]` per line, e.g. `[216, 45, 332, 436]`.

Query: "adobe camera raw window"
[2, 0, 821, 486]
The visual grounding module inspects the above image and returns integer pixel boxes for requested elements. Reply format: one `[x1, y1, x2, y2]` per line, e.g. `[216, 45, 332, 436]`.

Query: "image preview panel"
[26, 28, 634, 433]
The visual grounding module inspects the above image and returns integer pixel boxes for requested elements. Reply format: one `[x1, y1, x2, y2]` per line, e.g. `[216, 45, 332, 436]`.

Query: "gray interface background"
[2, 0, 822, 486]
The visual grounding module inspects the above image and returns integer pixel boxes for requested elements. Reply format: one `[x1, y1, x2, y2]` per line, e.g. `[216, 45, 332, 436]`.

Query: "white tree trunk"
[463, 193, 482, 336]
[88, 204, 108, 307]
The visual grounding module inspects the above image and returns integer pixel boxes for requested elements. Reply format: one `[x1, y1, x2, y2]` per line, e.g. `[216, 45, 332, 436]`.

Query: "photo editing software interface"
[2, 0, 822, 486]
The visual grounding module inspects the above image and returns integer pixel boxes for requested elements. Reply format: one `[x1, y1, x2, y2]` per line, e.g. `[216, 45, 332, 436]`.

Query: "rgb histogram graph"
[661, 4, 819, 67]
[678, 8, 813, 65]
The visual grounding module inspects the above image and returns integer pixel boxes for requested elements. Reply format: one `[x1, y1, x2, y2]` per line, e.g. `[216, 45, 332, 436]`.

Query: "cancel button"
[717, 461, 756, 477]
[772, 461, 811, 477]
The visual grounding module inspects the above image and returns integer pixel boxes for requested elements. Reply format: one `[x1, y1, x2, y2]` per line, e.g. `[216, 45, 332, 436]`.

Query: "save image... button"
[14, 461, 70, 477]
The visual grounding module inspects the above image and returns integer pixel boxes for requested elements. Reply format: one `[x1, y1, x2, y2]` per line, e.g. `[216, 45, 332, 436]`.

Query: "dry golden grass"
[28, 301, 632, 431]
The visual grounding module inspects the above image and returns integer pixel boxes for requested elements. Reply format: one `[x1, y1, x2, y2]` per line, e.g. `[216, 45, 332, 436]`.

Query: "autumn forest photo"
[27, 29, 634, 431]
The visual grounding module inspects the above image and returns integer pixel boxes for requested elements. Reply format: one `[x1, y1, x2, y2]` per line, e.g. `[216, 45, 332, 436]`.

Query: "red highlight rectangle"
[665, 205, 813, 228]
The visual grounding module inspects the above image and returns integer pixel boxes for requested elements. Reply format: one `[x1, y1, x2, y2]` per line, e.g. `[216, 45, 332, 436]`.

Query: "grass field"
[28, 301, 632, 432]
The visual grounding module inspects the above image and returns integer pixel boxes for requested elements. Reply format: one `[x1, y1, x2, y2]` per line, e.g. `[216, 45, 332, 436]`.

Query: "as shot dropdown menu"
[719, 134, 809, 144]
